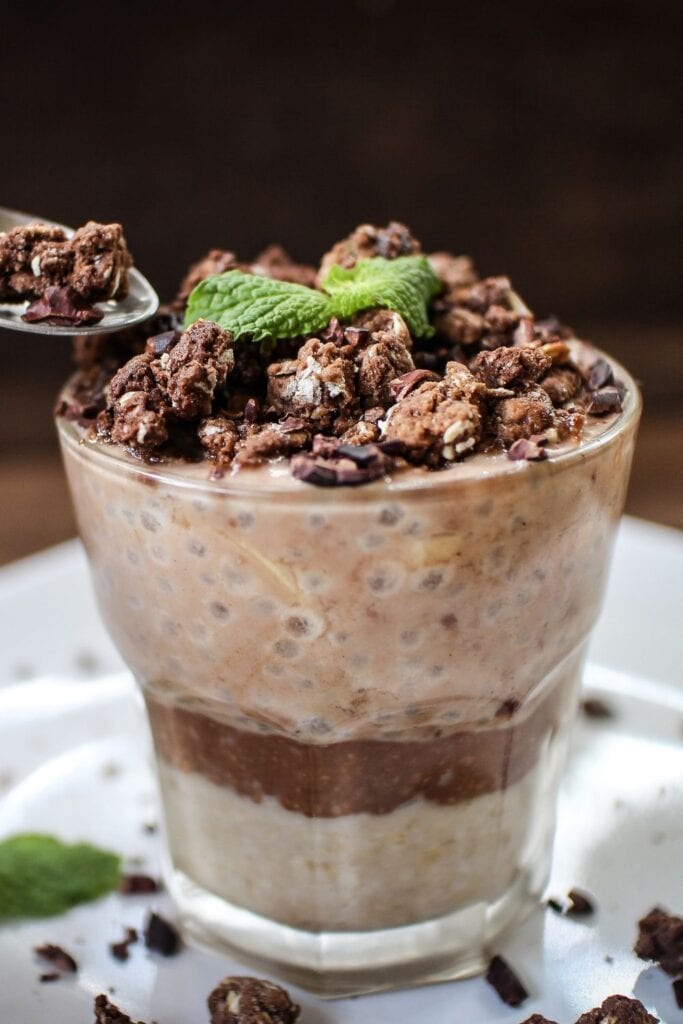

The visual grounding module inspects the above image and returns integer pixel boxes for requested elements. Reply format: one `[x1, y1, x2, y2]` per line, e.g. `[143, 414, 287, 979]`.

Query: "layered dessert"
[56, 221, 639, 985]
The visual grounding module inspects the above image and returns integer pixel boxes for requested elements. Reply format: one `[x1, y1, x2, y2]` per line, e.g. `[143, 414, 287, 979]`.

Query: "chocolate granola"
[56, 220, 626, 485]
[0, 220, 132, 303]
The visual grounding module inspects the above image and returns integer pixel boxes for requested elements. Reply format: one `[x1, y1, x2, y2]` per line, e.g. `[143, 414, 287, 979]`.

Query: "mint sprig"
[0, 833, 121, 919]
[184, 255, 441, 341]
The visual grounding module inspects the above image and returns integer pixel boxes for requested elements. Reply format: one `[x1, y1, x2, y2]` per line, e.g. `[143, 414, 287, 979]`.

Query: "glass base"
[170, 868, 541, 997]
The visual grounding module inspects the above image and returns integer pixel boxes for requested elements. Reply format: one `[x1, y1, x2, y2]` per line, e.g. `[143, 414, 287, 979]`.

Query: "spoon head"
[0, 206, 159, 336]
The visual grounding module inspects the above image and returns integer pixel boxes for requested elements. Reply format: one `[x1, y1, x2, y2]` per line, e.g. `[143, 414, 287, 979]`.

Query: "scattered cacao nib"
[207, 975, 300, 1024]
[291, 447, 388, 487]
[34, 943, 78, 973]
[581, 697, 615, 720]
[110, 927, 138, 962]
[547, 888, 595, 917]
[143, 911, 181, 956]
[279, 415, 307, 433]
[635, 906, 683, 975]
[390, 367, 440, 401]
[485, 955, 529, 1007]
[673, 977, 683, 1009]
[118, 873, 160, 894]
[145, 330, 180, 357]
[343, 325, 370, 346]
[575, 994, 658, 1023]
[507, 437, 548, 462]
[585, 387, 622, 416]
[244, 398, 260, 423]
[94, 993, 146, 1024]
[496, 697, 521, 717]
[23, 285, 104, 325]
[567, 889, 596, 916]
[588, 358, 615, 391]
[39, 972, 61, 983]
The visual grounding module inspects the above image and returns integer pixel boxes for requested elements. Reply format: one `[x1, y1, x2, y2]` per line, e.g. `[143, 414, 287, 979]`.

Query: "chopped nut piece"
[208, 975, 300, 1024]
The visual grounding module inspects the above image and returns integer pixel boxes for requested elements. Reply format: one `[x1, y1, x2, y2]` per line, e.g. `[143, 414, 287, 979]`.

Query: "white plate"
[0, 518, 682, 1024]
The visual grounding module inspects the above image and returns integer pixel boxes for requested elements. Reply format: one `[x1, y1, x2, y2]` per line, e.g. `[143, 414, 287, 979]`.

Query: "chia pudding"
[55, 221, 639, 992]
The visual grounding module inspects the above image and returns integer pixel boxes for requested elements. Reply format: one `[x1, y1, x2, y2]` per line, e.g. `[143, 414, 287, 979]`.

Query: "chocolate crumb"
[110, 927, 138, 962]
[673, 977, 683, 1009]
[143, 911, 181, 956]
[575, 994, 658, 1023]
[547, 897, 564, 913]
[518, 1016, 558, 1024]
[581, 697, 615, 720]
[585, 386, 622, 416]
[118, 873, 161, 894]
[507, 437, 548, 461]
[142, 822, 158, 835]
[496, 697, 521, 718]
[23, 286, 103, 326]
[34, 943, 78, 972]
[485, 954, 529, 1007]
[94, 993, 146, 1024]
[566, 888, 596, 916]
[207, 975, 300, 1024]
[39, 972, 61, 983]
[635, 906, 683, 975]
[588, 358, 615, 391]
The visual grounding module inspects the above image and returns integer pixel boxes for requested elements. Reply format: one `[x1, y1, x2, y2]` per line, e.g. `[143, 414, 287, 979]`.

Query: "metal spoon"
[0, 206, 159, 336]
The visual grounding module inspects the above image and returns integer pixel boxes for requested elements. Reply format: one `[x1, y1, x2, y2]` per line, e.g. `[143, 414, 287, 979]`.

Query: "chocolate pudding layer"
[145, 665, 568, 817]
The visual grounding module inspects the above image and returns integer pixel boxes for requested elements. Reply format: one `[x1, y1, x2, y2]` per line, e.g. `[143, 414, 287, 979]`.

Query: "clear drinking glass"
[56, 357, 639, 996]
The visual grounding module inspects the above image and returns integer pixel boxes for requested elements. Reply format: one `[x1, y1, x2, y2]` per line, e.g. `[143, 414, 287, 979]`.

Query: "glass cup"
[56, 356, 639, 996]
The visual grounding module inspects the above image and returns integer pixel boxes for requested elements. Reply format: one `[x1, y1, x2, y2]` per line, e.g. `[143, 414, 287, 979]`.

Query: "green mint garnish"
[184, 255, 441, 341]
[0, 833, 121, 919]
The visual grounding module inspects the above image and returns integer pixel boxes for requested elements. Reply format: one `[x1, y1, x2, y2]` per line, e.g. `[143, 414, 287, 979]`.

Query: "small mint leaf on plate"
[322, 256, 441, 338]
[184, 271, 332, 342]
[0, 833, 121, 919]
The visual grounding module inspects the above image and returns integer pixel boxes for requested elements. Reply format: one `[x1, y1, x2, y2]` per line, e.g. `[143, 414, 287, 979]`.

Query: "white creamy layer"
[158, 757, 554, 931]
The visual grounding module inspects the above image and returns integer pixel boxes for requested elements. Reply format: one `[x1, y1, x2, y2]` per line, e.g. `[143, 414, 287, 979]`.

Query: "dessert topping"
[34, 943, 78, 972]
[109, 926, 138, 961]
[94, 993, 145, 1024]
[23, 285, 104, 326]
[635, 906, 683, 975]
[207, 975, 300, 1024]
[575, 995, 658, 1023]
[485, 954, 529, 1007]
[143, 911, 181, 956]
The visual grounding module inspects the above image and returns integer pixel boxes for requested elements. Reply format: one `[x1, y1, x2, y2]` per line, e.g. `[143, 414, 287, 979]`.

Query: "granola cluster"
[58, 221, 625, 485]
[0, 221, 132, 303]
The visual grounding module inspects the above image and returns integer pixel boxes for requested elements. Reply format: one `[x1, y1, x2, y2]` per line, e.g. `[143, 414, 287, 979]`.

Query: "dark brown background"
[2, 0, 682, 563]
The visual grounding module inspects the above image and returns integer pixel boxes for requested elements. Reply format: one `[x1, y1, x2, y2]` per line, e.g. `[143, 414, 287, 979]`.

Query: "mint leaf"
[185, 271, 332, 342]
[322, 256, 441, 338]
[0, 833, 121, 919]
[184, 255, 442, 341]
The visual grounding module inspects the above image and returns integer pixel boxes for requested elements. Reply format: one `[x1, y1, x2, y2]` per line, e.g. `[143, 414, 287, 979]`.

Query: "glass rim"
[56, 353, 641, 503]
